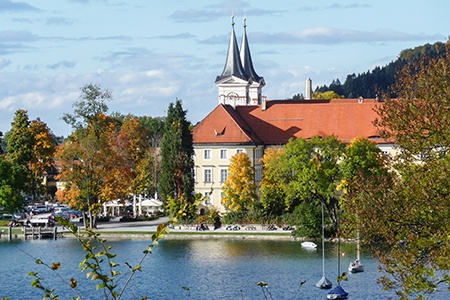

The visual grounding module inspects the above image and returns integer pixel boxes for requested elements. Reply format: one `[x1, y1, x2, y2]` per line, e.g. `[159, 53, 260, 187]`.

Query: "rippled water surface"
[0, 237, 446, 299]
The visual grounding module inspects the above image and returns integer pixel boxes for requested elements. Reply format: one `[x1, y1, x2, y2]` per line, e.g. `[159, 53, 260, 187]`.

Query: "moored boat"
[316, 203, 332, 289]
[326, 284, 348, 299]
[301, 241, 317, 249]
[348, 226, 365, 273]
[348, 259, 364, 273]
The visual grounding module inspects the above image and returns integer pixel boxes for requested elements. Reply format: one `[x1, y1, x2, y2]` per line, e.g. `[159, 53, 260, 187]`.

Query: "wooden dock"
[22, 226, 58, 240]
[1, 226, 59, 240]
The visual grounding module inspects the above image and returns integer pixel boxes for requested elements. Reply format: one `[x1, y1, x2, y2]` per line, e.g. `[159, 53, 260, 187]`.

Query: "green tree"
[0, 155, 26, 213]
[281, 136, 346, 231]
[62, 83, 111, 130]
[6, 109, 34, 179]
[338, 137, 388, 238]
[139, 116, 165, 148]
[159, 99, 195, 207]
[0, 131, 5, 154]
[221, 152, 257, 213]
[6, 110, 56, 201]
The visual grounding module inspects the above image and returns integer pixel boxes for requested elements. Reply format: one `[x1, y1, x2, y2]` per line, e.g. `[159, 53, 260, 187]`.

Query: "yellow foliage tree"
[259, 147, 287, 215]
[221, 152, 257, 213]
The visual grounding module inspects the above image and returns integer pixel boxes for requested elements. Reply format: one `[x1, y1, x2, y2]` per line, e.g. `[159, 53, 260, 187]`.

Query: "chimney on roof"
[262, 96, 266, 111]
[305, 78, 312, 100]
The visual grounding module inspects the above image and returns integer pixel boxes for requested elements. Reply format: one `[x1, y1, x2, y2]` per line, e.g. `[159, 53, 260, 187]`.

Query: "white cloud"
[0, 96, 16, 110]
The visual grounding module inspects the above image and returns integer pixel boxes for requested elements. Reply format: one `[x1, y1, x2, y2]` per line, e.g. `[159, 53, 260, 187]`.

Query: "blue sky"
[0, 0, 447, 137]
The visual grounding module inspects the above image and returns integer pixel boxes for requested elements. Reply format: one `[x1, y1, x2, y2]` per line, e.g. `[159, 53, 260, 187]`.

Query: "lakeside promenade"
[0, 215, 295, 240]
[85, 216, 294, 240]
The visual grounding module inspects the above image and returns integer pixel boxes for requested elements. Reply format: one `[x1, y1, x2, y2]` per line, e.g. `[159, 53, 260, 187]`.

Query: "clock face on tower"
[226, 92, 239, 104]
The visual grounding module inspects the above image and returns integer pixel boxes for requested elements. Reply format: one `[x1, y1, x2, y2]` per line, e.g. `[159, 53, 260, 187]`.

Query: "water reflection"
[0, 238, 445, 299]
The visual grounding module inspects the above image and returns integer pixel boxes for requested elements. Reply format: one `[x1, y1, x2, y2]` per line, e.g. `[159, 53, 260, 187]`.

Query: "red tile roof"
[193, 99, 385, 145]
[192, 104, 263, 145]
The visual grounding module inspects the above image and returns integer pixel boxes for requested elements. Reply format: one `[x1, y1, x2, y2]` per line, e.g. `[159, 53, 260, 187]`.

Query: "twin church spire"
[216, 16, 265, 107]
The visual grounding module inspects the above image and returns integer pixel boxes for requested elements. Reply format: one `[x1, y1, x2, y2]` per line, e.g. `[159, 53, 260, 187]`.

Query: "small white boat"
[301, 241, 317, 249]
[348, 259, 364, 273]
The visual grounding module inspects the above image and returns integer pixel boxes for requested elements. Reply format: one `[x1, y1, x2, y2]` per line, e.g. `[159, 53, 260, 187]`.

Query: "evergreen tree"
[6, 110, 35, 199]
[6, 110, 34, 169]
[159, 99, 194, 206]
[0, 155, 26, 213]
[295, 41, 447, 100]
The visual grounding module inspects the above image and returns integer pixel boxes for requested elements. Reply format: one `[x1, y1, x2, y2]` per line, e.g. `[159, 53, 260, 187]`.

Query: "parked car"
[0, 214, 14, 220]
[32, 205, 48, 214]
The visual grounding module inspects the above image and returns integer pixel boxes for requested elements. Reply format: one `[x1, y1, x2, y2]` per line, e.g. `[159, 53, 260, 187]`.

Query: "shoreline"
[72, 230, 295, 240]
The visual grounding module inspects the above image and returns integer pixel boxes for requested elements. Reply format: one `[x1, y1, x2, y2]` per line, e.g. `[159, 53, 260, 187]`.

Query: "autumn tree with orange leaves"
[111, 115, 158, 215]
[56, 84, 132, 228]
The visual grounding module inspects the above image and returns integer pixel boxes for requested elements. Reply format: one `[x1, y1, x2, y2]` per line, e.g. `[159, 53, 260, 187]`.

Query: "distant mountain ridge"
[309, 41, 447, 99]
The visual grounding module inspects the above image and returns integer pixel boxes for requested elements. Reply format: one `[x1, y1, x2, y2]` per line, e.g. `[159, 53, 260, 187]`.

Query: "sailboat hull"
[315, 275, 332, 289]
[327, 285, 349, 299]
[348, 260, 364, 273]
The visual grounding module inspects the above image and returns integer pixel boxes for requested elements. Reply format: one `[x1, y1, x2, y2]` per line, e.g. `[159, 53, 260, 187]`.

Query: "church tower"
[215, 17, 265, 107]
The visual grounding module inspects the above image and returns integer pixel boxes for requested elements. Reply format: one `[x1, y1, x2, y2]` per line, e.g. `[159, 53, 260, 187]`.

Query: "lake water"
[0, 237, 446, 299]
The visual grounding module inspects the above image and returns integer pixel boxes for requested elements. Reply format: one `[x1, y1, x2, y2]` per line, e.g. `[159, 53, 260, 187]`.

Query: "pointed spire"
[215, 15, 247, 83]
[240, 17, 263, 84]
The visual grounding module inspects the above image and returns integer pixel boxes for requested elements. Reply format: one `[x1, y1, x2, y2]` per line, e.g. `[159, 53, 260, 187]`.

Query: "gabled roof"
[193, 99, 385, 146]
[192, 104, 263, 145]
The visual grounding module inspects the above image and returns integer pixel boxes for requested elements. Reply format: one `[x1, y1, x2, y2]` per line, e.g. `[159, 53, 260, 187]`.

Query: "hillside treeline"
[312, 41, 447, 99]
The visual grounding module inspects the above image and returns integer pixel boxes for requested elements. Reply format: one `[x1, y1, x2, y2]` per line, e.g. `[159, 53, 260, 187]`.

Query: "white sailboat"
[327, 217, 348, 299]
[316, 203, 332, 289]
[348, 226, 364, 273]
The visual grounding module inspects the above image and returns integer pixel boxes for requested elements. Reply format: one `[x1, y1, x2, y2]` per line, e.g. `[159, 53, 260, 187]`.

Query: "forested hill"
[309, 41, 447, 99]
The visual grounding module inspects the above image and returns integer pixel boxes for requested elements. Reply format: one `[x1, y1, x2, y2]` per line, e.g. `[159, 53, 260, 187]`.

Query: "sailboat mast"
[337, 220, 341, 278]
[356, 226, 360, 261]
[322, 203, 326, 276]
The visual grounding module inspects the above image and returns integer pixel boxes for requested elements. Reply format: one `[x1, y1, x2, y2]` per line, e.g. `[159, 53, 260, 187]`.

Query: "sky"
[0, 0, 447, 137]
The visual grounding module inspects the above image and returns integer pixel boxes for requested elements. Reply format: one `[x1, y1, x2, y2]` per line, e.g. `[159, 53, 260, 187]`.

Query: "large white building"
[192, 19, 394, 213]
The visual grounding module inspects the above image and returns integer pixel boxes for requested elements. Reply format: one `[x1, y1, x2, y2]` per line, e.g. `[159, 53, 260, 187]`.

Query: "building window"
[220, 169, 228, 183]
[255, 166, 262, 182]
[236, 149, 244, 154]
[220, 149, 227, 159]
[194, 167, 197, 183]
[255, 148, 263, 160]
[204, 169, 212, 183]
[204, 192, 212, 204]
[204, 149, 211, 160]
